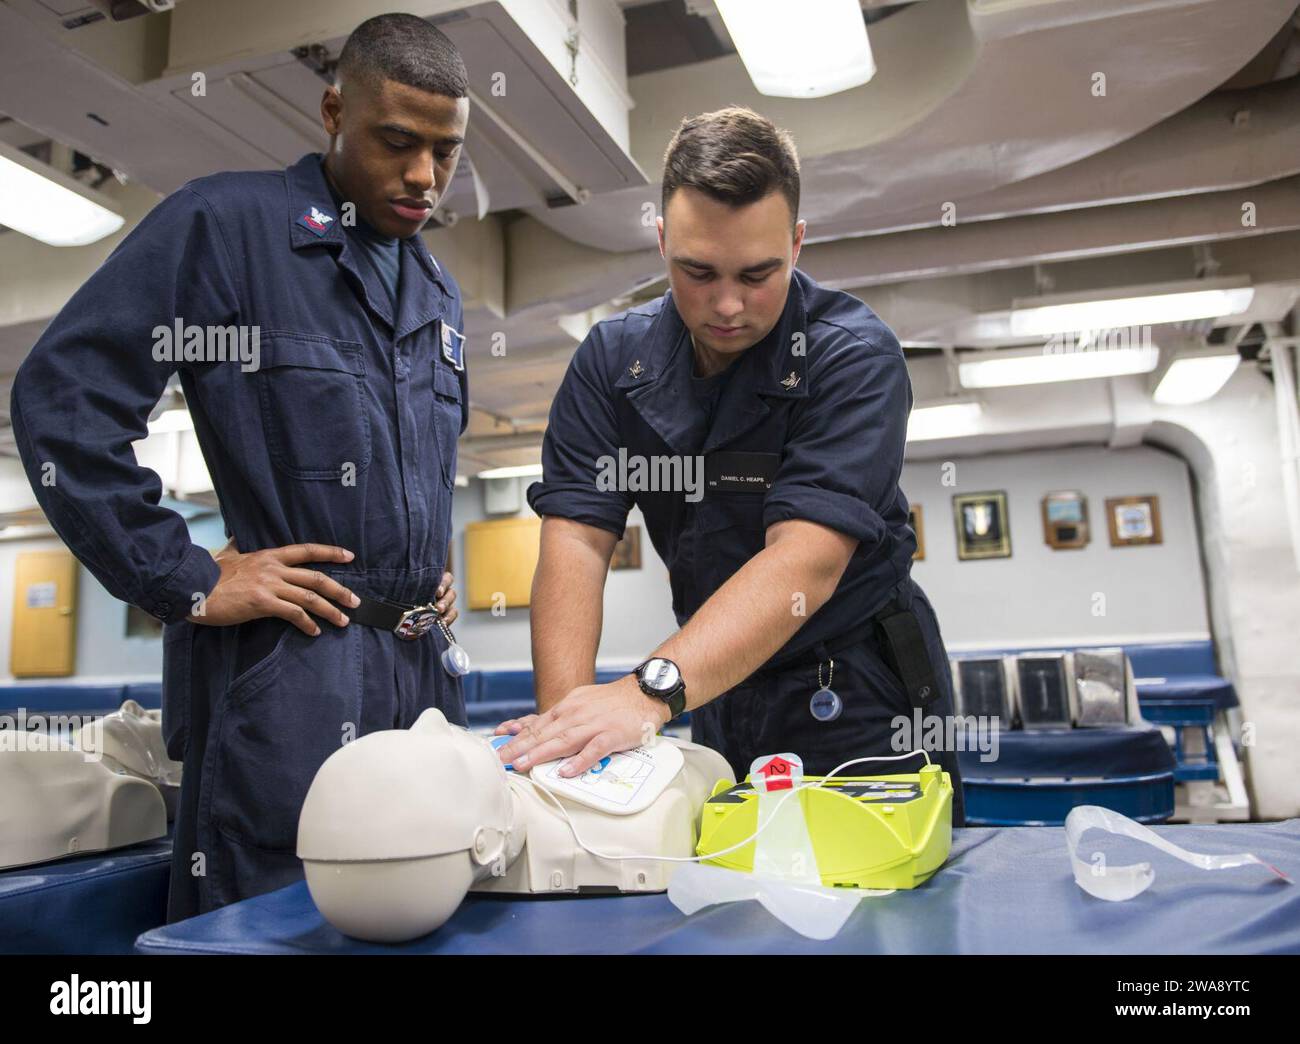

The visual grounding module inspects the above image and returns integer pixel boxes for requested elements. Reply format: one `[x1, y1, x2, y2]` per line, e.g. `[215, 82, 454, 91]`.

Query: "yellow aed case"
[696, 762, 953, 890]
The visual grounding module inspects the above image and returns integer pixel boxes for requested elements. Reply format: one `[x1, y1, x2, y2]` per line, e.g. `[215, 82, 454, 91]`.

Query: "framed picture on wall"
[1106, 495, 1163, 547]
[610, 525, 642, 571]
[1041, 490, 1089, 550]
[953, 491, 1011, 560]
[909, 505, 925, 560]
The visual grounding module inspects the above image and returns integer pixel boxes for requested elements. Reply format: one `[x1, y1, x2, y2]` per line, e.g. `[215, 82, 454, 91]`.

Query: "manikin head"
[297, 708, 518, 942]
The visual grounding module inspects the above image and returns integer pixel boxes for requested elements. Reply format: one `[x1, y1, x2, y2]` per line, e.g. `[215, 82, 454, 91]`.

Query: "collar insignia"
[296, 205, 335, 236]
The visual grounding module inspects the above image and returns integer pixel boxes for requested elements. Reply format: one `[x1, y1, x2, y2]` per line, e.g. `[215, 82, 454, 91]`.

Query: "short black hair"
[662, 106, 800, 227]
[337, 14, 469, 99]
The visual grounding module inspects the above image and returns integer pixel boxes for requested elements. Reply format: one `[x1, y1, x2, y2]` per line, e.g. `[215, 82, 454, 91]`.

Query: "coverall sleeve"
[763, 336, 912, 549]
[526, 323, 633, 537]
[9, 187, 240, 624]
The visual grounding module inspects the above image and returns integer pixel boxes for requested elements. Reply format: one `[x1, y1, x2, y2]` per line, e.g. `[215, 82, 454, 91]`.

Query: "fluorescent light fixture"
[147, 408, 195, 434]
[454, 475, 469, 488]
[1010, 279, 1254, 337]
[476, 464, 543, 480]
[907, 401, 982, 442]
[715, 0, 876, 99]
[959, 341, 1159, 389]
[0, 139, 125, 247]
[1152, 350, 1241, 405]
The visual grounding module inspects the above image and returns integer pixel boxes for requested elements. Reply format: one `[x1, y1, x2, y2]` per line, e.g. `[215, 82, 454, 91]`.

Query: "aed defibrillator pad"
[531, 742, 685, 815]
[704, 452, 778, 493]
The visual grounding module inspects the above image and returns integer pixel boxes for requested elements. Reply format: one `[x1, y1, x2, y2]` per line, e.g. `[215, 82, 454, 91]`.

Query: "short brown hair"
[661, 106, 800, 227]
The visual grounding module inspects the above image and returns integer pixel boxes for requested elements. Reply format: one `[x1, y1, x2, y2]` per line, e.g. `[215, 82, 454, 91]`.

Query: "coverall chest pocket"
[257, 332, 371, 480]
[432, 363, 462, 488]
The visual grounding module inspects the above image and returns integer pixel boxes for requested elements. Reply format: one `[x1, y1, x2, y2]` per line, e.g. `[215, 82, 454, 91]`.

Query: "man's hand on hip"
[188, 542, 361, 636]
[434, 570, 458, 627]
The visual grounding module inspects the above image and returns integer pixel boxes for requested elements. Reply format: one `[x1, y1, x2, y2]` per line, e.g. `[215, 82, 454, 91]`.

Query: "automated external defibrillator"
[697, 758, 952, 890]
[295, 708, 954, 942]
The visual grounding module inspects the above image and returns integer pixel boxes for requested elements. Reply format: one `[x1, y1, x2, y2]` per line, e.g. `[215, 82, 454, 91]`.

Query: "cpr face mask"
[1065, 805, 1291, 902]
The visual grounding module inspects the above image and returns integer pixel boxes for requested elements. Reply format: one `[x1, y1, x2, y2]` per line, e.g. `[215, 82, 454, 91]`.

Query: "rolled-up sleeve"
[10, 187, 237, 624]
[763, 337, 911, 549]
[526, 324, 633, 537]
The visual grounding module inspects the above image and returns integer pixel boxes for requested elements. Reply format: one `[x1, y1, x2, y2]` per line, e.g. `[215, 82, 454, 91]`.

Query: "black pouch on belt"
[872, 602, 942, 711]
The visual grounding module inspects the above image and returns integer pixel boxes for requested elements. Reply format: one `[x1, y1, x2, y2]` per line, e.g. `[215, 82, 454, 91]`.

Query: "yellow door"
[11, 550, 78, 677]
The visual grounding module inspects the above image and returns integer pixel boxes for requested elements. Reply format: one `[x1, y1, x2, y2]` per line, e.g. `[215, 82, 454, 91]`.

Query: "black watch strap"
[634, 659, 687, 721]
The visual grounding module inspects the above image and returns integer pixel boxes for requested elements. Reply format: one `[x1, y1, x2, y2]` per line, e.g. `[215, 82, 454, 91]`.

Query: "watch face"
[641, 658, 680, 693]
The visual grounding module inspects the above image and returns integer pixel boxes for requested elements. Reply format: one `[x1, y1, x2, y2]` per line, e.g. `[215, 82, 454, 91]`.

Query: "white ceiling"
[0, 0, 1298, 484]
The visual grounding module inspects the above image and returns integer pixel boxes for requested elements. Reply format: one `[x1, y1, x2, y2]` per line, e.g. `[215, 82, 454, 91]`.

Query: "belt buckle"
[394, 603, 439, 641]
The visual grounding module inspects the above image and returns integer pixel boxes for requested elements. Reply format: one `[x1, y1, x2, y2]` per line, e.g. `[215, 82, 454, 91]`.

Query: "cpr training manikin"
[296, 705, 961, 943]
[0, 699, 180, 871]
[296, 707, 734, 942]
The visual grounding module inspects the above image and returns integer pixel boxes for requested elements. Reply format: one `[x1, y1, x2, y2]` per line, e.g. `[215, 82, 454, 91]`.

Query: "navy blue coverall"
[528, 270, 965, 826]
[10, 153, 469, 918]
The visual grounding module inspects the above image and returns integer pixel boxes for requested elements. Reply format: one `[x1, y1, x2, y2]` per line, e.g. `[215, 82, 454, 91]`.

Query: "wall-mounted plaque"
[1042, 490, 1089, 550]
[1106, 495, 1163, 547]
[953, 491, 1011, 560]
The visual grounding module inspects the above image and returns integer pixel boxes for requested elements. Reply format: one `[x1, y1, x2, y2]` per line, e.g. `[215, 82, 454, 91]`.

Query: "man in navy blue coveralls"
[497, 107, 965, 827]
[10, 16, 473, 918]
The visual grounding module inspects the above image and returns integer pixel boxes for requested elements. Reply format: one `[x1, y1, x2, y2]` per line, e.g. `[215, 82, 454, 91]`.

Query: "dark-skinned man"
[10, 14, 474, 917]
[497, 107, 965, 827]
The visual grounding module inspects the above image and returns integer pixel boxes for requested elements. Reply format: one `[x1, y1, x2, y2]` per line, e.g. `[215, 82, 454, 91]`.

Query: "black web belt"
[348, 594, 448, 641]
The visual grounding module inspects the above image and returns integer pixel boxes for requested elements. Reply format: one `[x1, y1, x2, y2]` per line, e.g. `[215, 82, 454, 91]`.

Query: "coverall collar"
[284, 153, 452, 340]
[616, 269, 812, 455]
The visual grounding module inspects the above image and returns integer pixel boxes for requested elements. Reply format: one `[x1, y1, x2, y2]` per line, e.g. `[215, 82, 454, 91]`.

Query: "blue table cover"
[135, 820, 1300, 955]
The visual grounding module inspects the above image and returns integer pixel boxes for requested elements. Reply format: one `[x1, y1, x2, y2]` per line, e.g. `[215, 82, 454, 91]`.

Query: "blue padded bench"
[956, 725, 1176, 826]
[956, 772, 1176, 827]
[0, 838, 172, 955]
[1138, 696, 1221, 782]
[465, 699, 536, 729]
[0, 683, 126, 715]
[947, 640, 1228, 825]
[0, 682, 162, 717]
[1124, 642, 1237, 785]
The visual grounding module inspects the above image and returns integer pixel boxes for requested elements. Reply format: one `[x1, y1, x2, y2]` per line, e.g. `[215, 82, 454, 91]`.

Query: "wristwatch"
[633, 657, 687, 721]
